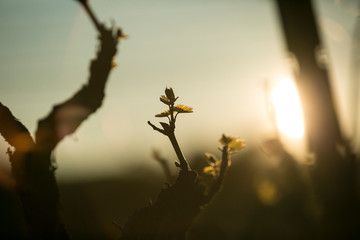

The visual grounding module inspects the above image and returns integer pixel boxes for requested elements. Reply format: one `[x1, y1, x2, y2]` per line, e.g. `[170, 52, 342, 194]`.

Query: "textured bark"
[0, 24, 122, 239]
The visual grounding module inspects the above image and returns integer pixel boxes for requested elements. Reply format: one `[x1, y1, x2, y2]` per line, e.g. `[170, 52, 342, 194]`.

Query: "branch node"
[147, 121, 166, 135]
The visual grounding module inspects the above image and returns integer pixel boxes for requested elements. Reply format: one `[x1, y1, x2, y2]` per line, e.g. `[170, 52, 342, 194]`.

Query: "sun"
[271, 78, 305, 138]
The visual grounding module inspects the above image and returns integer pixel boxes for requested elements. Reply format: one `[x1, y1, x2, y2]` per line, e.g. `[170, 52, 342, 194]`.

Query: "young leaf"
[174, 104, 193, 113]
[228, 138, 245, 152]
[165, 87, 176, 103]
[160, 95, 171, 105]
[155, 110, 171, 118]
[203, 166, 215, 173]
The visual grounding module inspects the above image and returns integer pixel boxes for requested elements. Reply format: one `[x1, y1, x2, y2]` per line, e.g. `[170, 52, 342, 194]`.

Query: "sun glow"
[271, 78, 305, 138]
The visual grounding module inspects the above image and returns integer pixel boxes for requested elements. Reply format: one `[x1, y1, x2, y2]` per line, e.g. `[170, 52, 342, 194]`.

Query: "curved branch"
[15, 24, 123, 239]
[0, 102, 35, 151]
[0, 103, 35, 181]
[35, 25, 122, 152]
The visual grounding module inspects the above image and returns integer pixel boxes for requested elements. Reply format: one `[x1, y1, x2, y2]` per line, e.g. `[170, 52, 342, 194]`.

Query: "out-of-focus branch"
[276, 0, 343, 155]
[18, 24, 123, 239]
[0, 103, 34, 181]
[35, 25, 124, 152]
[0, 11, 124, 240]
[152, 149, 173, 183]
[0, 103, 35, 151]
[1, 0, 124, 238]
[76, 0, 102, 33]
[204, 145, 229, 203]
[276, 1, 359, 238]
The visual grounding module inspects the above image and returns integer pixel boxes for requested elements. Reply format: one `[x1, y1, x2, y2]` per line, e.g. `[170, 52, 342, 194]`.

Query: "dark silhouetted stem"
[219, 146, 228, 179]
[205, 146, 229, 203]
[168, 132, 190, 172]
[148, 119, 190, 172]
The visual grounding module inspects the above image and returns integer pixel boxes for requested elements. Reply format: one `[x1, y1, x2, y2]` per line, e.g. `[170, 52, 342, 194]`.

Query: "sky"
[0, 0, 359, 181]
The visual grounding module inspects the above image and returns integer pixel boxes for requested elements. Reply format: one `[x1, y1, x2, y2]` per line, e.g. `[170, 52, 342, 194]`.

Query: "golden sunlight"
[271, 78, 305, 138]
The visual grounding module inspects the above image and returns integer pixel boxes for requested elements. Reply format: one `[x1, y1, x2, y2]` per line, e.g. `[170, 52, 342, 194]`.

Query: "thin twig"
[147, 121, 166, 135]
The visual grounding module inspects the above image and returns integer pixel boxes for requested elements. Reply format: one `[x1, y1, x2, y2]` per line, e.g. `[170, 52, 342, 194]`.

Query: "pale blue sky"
[0, 0, 358, 181]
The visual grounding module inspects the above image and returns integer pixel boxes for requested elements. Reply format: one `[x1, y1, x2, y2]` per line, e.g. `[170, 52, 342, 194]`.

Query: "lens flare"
[271, 78, 305, 138]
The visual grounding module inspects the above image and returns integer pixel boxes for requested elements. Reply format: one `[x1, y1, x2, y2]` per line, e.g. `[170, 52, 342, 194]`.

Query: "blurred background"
[0, 0, 359, 239]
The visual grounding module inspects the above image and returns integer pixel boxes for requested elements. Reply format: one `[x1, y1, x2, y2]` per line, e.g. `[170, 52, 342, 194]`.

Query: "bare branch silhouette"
[0, 103, 35, 181]
[276, 1, 359, 238]
[0, 1, 125, 238]
[0, 103, 34, 150]
[35, 24, 124, 152]
[152, 149, 173, 183]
